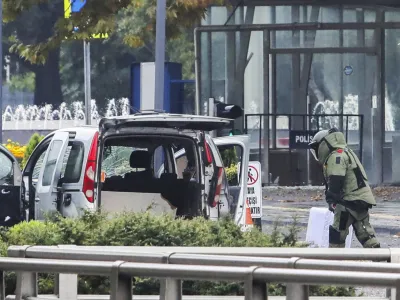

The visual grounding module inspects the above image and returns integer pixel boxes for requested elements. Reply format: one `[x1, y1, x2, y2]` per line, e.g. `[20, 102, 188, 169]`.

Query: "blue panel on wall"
[130, 62, 183, 113]
[131, 63, 141, 112]
[166, 62, 183, 113]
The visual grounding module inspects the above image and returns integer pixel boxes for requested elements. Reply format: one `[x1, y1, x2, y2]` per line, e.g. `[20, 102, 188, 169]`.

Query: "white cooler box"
[306, 207, 353, 248]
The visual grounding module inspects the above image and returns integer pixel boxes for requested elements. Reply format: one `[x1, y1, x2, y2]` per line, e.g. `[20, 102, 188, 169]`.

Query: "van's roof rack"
[134, 109, 166, 115]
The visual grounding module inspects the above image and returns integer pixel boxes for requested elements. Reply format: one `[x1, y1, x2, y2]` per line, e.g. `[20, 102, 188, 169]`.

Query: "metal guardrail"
[7, 246, 400, 300]
[5, 297, 389, 300]
[15, 245, 392, 261]
[4, 256, 400, 300]
[6, 246, 400, 271]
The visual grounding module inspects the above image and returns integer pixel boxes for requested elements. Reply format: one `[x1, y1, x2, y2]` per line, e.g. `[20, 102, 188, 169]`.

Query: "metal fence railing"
[244, 113, 364, 186]
[6, 245, 400, 300]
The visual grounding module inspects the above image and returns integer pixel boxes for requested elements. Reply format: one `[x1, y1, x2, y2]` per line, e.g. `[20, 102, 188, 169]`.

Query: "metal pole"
[83, 40, 91, 125]
[286, 284, 309, 300]
[194, 29, 201, 115]
[208, 98, 216, 138]
[263, 30, 270, 186]
[154, 0, 166, 110]
[0, 0, 3, 143]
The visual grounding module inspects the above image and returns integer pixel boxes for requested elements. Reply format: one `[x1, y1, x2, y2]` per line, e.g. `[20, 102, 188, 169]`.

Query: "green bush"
[22, 133, 45, 168]
[0, 211, 355, 297]
[225, 164, 239, 185]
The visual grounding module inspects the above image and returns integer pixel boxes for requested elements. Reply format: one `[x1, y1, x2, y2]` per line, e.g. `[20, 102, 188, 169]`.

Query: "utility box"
[130, 62, 183, 113]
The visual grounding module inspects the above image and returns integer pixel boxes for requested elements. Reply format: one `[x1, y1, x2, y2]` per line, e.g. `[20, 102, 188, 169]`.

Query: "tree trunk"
[34, 47, 63, 106]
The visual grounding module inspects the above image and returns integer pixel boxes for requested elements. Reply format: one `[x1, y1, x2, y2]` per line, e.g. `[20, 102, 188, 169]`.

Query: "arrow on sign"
[71, 0, 87, 12]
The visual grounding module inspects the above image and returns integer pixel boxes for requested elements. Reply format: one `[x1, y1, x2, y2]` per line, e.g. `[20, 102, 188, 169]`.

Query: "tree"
[59, 17, 197, 109]
[5, 0, 224, 63]
[4, 1, 65, 105]
[22, 133, 44, 167]
[3, 0, 224, 107]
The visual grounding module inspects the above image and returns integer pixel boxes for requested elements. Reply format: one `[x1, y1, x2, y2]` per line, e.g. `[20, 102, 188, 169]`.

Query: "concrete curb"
[261, 219, 400, 236]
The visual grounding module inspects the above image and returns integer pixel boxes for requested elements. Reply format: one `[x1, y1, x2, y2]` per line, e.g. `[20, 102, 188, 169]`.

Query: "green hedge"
[0, 212, 355, 297]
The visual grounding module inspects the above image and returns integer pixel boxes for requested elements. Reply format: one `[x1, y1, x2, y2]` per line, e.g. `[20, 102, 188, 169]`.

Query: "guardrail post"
[0, 271, 5, 300]
[55, 245, 78, 300]
[244, 266, 267, 300]
[15, 245, 37, 300]
[160, 277, 182, 300]
[245, 280, 267, 300]
[286, 284, 309, 300]
[160, 253, 182, 300]
[110, 261, 131, 300]
[286, 257, 308, 300]
[388, 249, 400, 300]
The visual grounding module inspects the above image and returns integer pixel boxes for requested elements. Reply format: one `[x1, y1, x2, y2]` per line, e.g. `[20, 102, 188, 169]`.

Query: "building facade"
[197, 3, 400, 186]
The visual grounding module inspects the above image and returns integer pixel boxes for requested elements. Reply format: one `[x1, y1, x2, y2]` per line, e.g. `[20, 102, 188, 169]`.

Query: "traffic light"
[216, 102, 243, 120]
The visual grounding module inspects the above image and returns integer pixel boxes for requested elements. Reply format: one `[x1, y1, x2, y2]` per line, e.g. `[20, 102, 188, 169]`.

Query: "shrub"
[3, 140, 26, 165]
[21, 133, 45, 168]
[225, 164, 239, 185]
[0, 211, 355, 297]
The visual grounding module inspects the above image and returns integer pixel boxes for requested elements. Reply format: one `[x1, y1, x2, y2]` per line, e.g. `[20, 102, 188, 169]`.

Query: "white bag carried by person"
[306, 207, 353, 248]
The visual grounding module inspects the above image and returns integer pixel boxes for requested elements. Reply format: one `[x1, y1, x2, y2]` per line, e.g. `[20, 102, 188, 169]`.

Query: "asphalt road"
[260, 186, 400, 297]
[261, 186, 400, 241]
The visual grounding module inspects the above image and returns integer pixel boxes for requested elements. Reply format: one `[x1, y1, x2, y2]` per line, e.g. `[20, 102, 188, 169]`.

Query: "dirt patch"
[264, 186, 400, 203]
[372, 186, 400, 202]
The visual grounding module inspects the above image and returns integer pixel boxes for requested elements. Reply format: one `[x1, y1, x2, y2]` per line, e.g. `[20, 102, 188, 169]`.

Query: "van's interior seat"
[127, 150, 152, 177]
[123, 150, 155, 191]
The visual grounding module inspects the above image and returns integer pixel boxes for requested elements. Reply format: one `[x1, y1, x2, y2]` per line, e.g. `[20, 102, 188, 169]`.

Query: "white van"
[1, 113, 255, 229]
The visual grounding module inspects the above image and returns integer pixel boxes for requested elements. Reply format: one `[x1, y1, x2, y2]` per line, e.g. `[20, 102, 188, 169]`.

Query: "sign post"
[154, 0, 167, 110]
[83, 40, 91, 125]
[64, 0, 108, 125]
[246, 161, 262, 229]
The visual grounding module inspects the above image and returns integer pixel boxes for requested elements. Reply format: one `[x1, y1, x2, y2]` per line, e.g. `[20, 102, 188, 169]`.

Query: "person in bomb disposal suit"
[308, 128, 380, 248]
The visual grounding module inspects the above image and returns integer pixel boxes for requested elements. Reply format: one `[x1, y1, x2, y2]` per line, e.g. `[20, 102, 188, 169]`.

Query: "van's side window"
[152, 146, 169, 178]
[102, 146, 149, 178]
[174, 142, 196, 180]
[175, 155, 188, 179]
[61, 142, 85, 183]
[42, 140, 64, 186]
[0, 152, 13, 185]
[218, 145, 243, 186]
[32, 151, 46, 183]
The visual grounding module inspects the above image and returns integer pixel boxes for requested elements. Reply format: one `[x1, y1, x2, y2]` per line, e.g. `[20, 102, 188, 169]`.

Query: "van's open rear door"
[213, 135, 250, 230]
[35, 131, 69, 219]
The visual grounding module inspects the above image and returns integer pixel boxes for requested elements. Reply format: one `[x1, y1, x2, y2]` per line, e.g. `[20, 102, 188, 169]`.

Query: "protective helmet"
[308, 128, 339, 161]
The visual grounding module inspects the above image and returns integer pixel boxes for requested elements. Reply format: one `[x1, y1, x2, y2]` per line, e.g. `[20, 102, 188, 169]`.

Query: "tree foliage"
[22, 133, 45, 168]
[4, 0, 225, 64]
[8, 72, 35, 92]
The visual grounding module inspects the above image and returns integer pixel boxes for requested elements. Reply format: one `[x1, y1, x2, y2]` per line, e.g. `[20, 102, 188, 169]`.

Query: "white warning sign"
[247, 161, 262, 218]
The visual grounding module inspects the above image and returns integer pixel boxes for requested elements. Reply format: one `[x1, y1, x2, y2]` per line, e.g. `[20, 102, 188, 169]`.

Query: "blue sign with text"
[71, 0, 86, 13]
